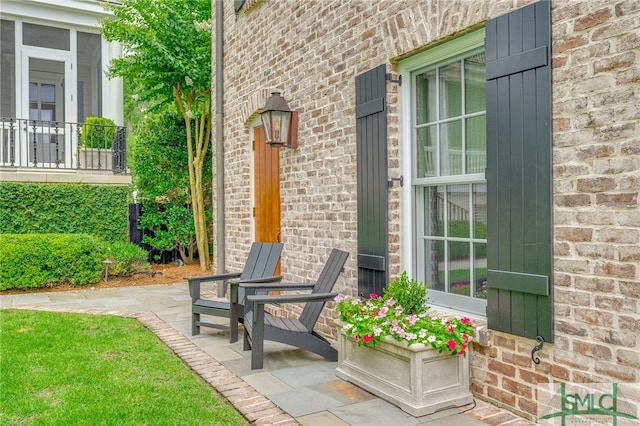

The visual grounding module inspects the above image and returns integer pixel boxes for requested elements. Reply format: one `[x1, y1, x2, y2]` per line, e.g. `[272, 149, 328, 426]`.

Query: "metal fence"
[0, 117, 127, 173]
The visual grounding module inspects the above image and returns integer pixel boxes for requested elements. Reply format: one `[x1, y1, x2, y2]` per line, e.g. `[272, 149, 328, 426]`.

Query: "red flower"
[461, 317, 472, 324]
[363, 334, 374, 343]
[447, 340, 457, 350]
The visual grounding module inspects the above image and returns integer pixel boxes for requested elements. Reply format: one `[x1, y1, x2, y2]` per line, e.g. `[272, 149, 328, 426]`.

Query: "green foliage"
[383, 271, 429, 315]
[103, 241, 150, 276]
[130, 111, 212, 262]
[0, 182, 129, 243]
[0, 310, 249, 425]
[130, 111, 193, 200]
[139, 203, 196, 261]
[0, 234, 104, 290]
[0, 235, 149, 290]
[102, 0, 214, 268]
[101, 0, 212, 113]
[336, 271, 474, 355]
[81, 116, 117, 148]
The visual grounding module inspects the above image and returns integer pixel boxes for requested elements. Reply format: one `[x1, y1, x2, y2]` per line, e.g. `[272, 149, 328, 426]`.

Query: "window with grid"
[409, 31, 487, 316]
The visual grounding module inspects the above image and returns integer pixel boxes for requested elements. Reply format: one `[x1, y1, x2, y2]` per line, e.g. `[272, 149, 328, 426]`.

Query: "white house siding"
[216, 1, 639, 421]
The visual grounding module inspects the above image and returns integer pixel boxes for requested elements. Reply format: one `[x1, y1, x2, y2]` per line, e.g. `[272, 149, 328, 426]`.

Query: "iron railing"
[0, 117, 127, 173]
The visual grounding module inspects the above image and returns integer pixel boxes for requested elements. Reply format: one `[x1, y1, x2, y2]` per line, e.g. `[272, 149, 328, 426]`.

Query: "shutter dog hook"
[531, 336, 545, 364]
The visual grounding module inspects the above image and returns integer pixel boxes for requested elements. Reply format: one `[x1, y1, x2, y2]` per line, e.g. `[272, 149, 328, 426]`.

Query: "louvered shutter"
[356, 64, 388, 297]
[486, 0, 553, 342]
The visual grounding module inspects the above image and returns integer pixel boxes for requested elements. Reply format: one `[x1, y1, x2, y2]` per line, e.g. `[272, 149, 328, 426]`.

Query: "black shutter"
[356, 64, 388, 297]
[486, 0, 553, 342]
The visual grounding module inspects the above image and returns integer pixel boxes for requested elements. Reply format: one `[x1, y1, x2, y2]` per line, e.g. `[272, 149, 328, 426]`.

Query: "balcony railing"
[0, 117, 128, 174]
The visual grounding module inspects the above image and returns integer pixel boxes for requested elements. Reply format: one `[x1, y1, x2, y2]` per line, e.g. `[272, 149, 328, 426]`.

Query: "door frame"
[19, 46, 74, 167]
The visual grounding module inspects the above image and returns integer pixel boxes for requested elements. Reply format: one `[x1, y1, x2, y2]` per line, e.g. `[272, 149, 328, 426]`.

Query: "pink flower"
[370, 292, 379, 299]
[385, 299, 395, 307]
[407, 315, 418, 326]
[363, 334, 374, 343]
[461, 317, 472, 324]
[447, 340, 457, 350]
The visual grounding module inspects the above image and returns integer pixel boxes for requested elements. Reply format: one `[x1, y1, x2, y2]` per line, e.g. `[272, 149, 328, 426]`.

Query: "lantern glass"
[262, 110, 292, 146]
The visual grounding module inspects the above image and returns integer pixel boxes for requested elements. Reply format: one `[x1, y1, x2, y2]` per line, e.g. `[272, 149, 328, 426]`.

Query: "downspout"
[215, 0, 225, 295]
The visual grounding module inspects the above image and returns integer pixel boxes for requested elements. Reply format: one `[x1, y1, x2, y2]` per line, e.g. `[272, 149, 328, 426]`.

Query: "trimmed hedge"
[0, 234, 149, 291]
[0, 182, 130, 243]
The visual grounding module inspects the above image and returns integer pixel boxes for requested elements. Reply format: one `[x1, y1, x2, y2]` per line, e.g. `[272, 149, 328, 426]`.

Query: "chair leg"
[230, 302, 240, 343]
[243, 328, 251, 351]
[251, 303, 265, 369]
[192, 313, 200, 336]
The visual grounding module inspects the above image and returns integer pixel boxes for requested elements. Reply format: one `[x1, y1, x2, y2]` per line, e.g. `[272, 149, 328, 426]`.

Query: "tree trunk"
[174, 86, 211, 271]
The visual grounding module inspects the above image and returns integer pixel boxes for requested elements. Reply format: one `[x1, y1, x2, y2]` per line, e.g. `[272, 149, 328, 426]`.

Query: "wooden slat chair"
[239, 248, 349, 369]
[187, 242, 283, 342]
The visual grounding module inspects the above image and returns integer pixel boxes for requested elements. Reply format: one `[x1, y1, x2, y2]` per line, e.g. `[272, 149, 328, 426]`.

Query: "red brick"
[488, 360, 516, 377]
[503, 377, 532, 399]
[494, 334, 516, 350]
[596, 193, 638, 207]
[487, 386, 516, 407]
[594, 261, 636, 279]
[519, 369, 550, 385]
[574, 7, 613, 31]
[502, 352, 532, 368]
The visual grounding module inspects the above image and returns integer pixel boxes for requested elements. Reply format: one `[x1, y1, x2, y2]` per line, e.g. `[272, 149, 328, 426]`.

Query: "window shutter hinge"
[386, 73, 402, 86]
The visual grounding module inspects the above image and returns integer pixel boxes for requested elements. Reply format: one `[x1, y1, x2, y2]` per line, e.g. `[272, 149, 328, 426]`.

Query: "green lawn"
[0, 309, 248, 426]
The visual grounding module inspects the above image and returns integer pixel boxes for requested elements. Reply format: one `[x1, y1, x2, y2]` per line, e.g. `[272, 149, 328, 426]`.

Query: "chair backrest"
[299, 249, 349, 329]
[238, 242, 283, 303]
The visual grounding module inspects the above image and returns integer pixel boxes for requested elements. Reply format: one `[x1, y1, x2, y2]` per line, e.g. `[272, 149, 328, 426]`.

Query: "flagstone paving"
[1, 284, 535, 425]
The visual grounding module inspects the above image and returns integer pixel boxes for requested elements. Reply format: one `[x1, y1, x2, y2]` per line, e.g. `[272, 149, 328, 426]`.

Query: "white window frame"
[399, 28, 487, 317]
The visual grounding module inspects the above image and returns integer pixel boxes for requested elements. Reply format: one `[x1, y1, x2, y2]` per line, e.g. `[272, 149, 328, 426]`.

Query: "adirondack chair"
[187, 242, 283, 342]
[239, 248, 349, 369]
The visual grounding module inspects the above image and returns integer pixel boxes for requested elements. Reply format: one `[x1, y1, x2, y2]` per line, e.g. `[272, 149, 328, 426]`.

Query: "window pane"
[23, 23, 70, 51]
[465, 53, 486, 113]
[473, 183, 487, 239]
[466, 115, 486, 173]
[440, 120, 462, 175]
[423, 186, 444, 237]
[474, 242, 488, 299]
[424, 239, 444, 292]
[77, 32, 103, 122]
[417, 125, 437, 177]
[41, 84, 55, 103]
[447, 185, 470, 237]
[1, 20, 16, 117]
[416, 69, 437, 124]
[449, 242, 470, 296]
[439, 61, 462, 119]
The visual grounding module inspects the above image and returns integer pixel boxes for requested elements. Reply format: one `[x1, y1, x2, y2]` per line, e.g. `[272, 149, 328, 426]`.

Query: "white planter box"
[335, 333, 473, 416]
[78, 148, 113, 170]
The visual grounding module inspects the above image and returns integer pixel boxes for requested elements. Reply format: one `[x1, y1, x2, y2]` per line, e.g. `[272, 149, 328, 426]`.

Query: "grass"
[0, 309, 248, 426]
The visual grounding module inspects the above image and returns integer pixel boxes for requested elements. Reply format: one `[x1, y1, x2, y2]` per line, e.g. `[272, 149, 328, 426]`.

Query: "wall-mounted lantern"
[260, 92, 298, 148]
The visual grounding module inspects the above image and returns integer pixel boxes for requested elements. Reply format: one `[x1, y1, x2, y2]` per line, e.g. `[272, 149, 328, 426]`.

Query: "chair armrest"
[237, 275, 282, 284]
[187, 272, 242, 298]
[229, 276, 282, 304]
[239, 282, 316, 291]
[247, 292, 338, 305]
[186, 272, 242, 283]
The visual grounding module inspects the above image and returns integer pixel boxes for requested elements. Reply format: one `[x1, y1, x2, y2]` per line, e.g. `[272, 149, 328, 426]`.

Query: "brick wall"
[215, 0, 640, 421]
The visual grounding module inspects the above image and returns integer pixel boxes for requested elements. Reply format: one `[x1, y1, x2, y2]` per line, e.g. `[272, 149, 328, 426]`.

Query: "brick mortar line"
[4, 306, 298, 426]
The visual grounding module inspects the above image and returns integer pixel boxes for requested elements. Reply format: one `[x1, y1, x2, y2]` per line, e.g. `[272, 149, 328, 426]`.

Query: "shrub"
[0, 182, 130, 243]
[81, 117, 118, 149]
[0, 234, 149, 290]
[103, 241, 149, 276]
[382, 271, 428, 315]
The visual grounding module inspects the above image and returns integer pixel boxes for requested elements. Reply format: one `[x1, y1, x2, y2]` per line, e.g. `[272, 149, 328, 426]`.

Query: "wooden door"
[253, 126, 281, 250]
